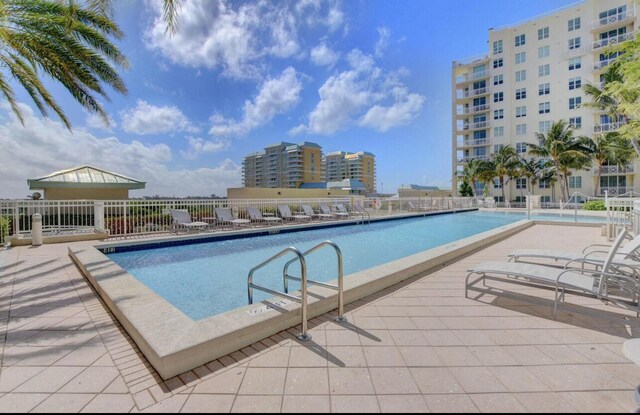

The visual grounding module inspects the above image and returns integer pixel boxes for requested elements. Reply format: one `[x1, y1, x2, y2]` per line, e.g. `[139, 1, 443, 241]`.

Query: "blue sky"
[0, 0, 578, 198]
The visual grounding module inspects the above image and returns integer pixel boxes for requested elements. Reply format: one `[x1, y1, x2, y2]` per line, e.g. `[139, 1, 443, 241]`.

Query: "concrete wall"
[43, 188, 129, 200]
[227, 187, 351, 199]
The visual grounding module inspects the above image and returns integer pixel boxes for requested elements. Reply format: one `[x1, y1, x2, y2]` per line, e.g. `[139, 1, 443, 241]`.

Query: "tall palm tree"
[586, 132, 617, 197]
[89, 0, 181, 34]
[458, 158, 491, 197]
[527, 120, 592, 202]
[515, 157, 543, 197]
[490, 145, 519, 204]
[0, 0, 129, 129]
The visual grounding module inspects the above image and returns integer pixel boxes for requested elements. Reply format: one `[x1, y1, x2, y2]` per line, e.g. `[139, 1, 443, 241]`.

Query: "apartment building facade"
[242, 141, 323, 188]
[325, 151, 377, 194]
[452, 0, 639, 202]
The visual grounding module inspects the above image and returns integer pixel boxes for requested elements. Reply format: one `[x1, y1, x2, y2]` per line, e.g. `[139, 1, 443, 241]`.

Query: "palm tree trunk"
[595, 171, 601, 197]
[631, 138, 640, 157]
[500, 176, 506, 206]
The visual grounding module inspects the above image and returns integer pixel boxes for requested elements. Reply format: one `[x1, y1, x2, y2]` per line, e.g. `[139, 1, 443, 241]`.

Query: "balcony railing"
[594, 165, 635, 175]
[593, 32, 635, 50]
[592, 11, 634, 29]
[457, 104, 490, 115]
[594, 121, 625, 133]
[458, 155, 490, 163]
[458, 121, 490, 131]
[458, 87, 489, 99]
[458, 139, 489, 148]
[599, 186, 630, 196]
[456, 70, 489, 84]
[593, 57, 617, 70]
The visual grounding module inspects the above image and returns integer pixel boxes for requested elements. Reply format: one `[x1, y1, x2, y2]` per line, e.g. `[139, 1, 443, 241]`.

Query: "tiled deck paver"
[0, 224, 639, 412]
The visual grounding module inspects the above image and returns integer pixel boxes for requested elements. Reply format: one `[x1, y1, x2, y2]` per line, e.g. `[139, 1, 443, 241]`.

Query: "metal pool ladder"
[247, 241, 346, 341]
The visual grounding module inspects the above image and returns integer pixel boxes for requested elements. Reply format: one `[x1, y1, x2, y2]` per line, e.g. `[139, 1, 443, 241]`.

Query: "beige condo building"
[325, 151, 377, 194]
[452, 0, 639, 202]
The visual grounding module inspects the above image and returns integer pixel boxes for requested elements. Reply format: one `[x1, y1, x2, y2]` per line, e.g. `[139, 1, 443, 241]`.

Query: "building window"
[538, 64, 550, 77]
[493, 58, 503, 68]
[568, 17, 581, 31]
[569, 77, 582, 90]
[493, 39, 503, 54]
[516, 178, 527, 189]
[516, 106, 527, 118]
[569, 116, 582, 129]
[599, 6, 627, 25]
[493, 74, 503, 85]
[493, 92, 504, 102]
[494, 126, 504, 137]
[515, 51, 526, 64]
[569, 57, 581, 70]
[541, 195, 551, 203]
[568, 36, 581, 50]
[516, 124, 527, 136]
[538, 27, 549, 40]
[539, 120, 551, 133]
[493, 179, 502, 189]
[494, 144, 504, 153]
[515, 69, 526, 82]
[539, 180, 550, 189]
[538, 83, 550, 96]
[538, 102, 550, 114]
[494, 109, 504, 120]
[515, 142, 527, 154]
[569, 96, 582, 109]
[538, 45, 550, 59]
[569, 176, 582, 188]
[515, 88, 526, 100]
[515, 33, 526, 47]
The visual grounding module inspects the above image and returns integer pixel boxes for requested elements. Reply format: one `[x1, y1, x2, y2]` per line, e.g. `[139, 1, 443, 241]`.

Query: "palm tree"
[458, 158, 491, 197]
[515, 157, 543, 197]
[490, 145, 519, 204]
[586, 132, 617, 197]
[0, 0, 129, 129]
[89, 0, 181, 34]
[527, 120, 592, 202]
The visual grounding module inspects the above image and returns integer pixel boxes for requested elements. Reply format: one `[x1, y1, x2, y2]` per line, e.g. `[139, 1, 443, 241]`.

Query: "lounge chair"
[277, 204, 311, 222]
[407, 201, 430, 212]
[301, 204, 334, 221]
[466, 229, 640, 317]
[169, 209, 209, 233]
[215, 207, 251, 229]
[334, 203, 357, 218]
[247, 206, 282, 226]
[319, 203, 348, 219]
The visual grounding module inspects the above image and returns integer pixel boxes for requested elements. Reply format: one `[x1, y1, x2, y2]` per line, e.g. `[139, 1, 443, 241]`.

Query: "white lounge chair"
[466, 229, 640, 317]
[277, 204, 311, 222]
[334, 203, 358, 218]
[169, 209, 209, 233]
[247, 206, 282, 226]
[301, 204, 333, 221]
[319, 203, 348, 219]
[215, 207, 251, 229]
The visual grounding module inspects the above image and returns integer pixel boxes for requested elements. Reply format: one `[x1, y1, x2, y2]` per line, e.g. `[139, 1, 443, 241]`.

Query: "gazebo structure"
[27, 165, 146, 200]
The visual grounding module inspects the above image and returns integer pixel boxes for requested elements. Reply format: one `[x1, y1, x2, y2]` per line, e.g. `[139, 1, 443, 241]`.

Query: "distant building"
[398, 184, 452, 198]
[325, 151, 376, 194]
[27, 165, 145, 200]
[299, 179, 367, 195]
[243, 142, 323, 188]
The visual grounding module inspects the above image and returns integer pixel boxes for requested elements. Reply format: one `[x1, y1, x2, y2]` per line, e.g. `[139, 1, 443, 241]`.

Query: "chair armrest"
[582, 243, 611, 254]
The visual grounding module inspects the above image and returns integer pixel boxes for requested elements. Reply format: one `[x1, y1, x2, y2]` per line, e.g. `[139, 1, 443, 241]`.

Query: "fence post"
[13, 201, 18, 236]
[123, 201, 128, 235]
[94, 201, 105, 231]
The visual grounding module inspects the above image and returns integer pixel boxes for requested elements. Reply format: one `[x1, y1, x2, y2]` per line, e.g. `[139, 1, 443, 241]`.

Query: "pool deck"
[0, 223, 638, 412]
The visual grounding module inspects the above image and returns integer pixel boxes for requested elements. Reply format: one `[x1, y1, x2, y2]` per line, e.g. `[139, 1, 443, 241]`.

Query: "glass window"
[493, 58, 503, 68]
[569, 176, 582, 188]
[494, 109, 504, 120]
[538, 102, 550, 114]
[515, 52, 526, 64]
[539, 120, 551, 133]
[569, 77, 582, 90]
[538, 27, 549, 40]
[568, 37, 581, 50]
[516, 124, 527, 135]
[515, 69, 526, 82]
[516, 106, 527, 118]
[516, 142, 527, 154]
[494, 144, 504, 153]
[493, 179, 502, 189]
[568, 17, 581, 31]
[538, 64, 550, 77]
[599, 5, 627, 25]
[569, 97, 582, 109]
[493, 74, 503, 85]
[494, 126, 504, 137]
[494, 92, 504, 102]
[515, 88, 527, 100]
[538, 45, 550, 59]
[539, 180, 550, 189]
[515, 34, 526, 47]
[538, 83, 550, 95]
[568, 57, 581, 70]
[493, 39, 503, 54]
[516, 178, 527, 188]
[569, 116, 582, 129]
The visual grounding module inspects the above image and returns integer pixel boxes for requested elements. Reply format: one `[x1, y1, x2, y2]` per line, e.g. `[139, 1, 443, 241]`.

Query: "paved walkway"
[0, 224, 638, 412]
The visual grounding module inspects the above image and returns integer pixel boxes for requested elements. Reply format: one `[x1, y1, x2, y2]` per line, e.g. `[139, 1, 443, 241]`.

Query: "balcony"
[457, 121, 490, 132]
[457, 87, 489, 100]
[458, 155, 490, 163]
[455, 70, 490, 84]
[458, 139, 489, 148]
[457, 103, 490, 115]
[593, 57, 617, 70]
[599, 186, 631, 196]
[593, 121, 625, 133]
[592, 10, 635, 30]
[593, 32, 635, 50]
[593, 164, 635, 175]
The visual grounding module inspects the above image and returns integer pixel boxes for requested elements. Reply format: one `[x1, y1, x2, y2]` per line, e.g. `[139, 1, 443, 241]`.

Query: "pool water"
[106, 210, 604, 320]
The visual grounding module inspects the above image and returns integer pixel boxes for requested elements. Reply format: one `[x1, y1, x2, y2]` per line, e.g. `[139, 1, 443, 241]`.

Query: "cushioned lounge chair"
[247, 206, 282, 226]
[169, 209, 209, 233]
[319, 203, 348, 219]
[466, 229, 640, 317]
[215, 207, 251, 229]
[277, 204, 311, 222]
[301, 204, 333, 221]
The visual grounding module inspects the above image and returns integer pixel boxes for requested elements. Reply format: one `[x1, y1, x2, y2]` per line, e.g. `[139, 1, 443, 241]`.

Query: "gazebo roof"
[28, 165, 146, 190]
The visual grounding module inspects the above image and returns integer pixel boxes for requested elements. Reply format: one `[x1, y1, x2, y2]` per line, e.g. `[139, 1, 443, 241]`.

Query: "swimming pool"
[105, 210, 599, 320]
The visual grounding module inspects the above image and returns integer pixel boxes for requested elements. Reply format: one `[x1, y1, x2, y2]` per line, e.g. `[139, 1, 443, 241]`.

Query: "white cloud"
[290, 49, 424, 135]
[120, 100, 198, 135]
[181, 136, 230, 159]
[375, 26, 390, 58]
[310, 43, 340, 67]
[85, 112, 117, 132]
[0, 103, 240, 198]
[210, 67, 302, 137]
[143, 0, 344, 80]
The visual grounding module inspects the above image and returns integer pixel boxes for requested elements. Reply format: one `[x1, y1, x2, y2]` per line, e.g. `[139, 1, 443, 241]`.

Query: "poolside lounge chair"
[334, 203, 357, 218]
[301, 204, 334, 221]
[247, 206, 282, 226]
[215, 207, 251, 229]
[319, 203, 348, 219]
[466, 229, 640, 317]
[277, 204, 311, 222]
[407, 201, 430, 212]
[169, 209, 209, 233]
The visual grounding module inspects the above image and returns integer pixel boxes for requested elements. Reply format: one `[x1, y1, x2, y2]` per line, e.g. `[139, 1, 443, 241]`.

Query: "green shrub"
[0, 216, 9, 241]
[582, 200, 606, 211]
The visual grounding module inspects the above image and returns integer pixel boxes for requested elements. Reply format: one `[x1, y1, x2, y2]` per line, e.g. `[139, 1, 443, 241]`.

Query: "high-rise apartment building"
[325, 151, 377, 193]
[452, 0, 639, 202]
[242, 142, 323, 188]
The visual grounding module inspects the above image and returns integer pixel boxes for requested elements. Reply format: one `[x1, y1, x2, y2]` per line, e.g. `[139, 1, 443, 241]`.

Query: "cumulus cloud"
[0, 103, 240, 198]
[143, 0, 344, 80]
[375, 26, 390, 58]
[290, 49, 424, 135]
[310, 42, 340, 67]
[181, 136, 230, 159]
[85, 112, 117, 132]
[120, 100, 198, 135]
[210, 67, 302, 137]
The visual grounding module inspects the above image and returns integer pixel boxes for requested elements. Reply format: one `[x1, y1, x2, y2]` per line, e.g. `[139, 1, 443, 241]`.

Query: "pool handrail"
[247, 246, 311, 341]
[282, 240, 347, 322]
